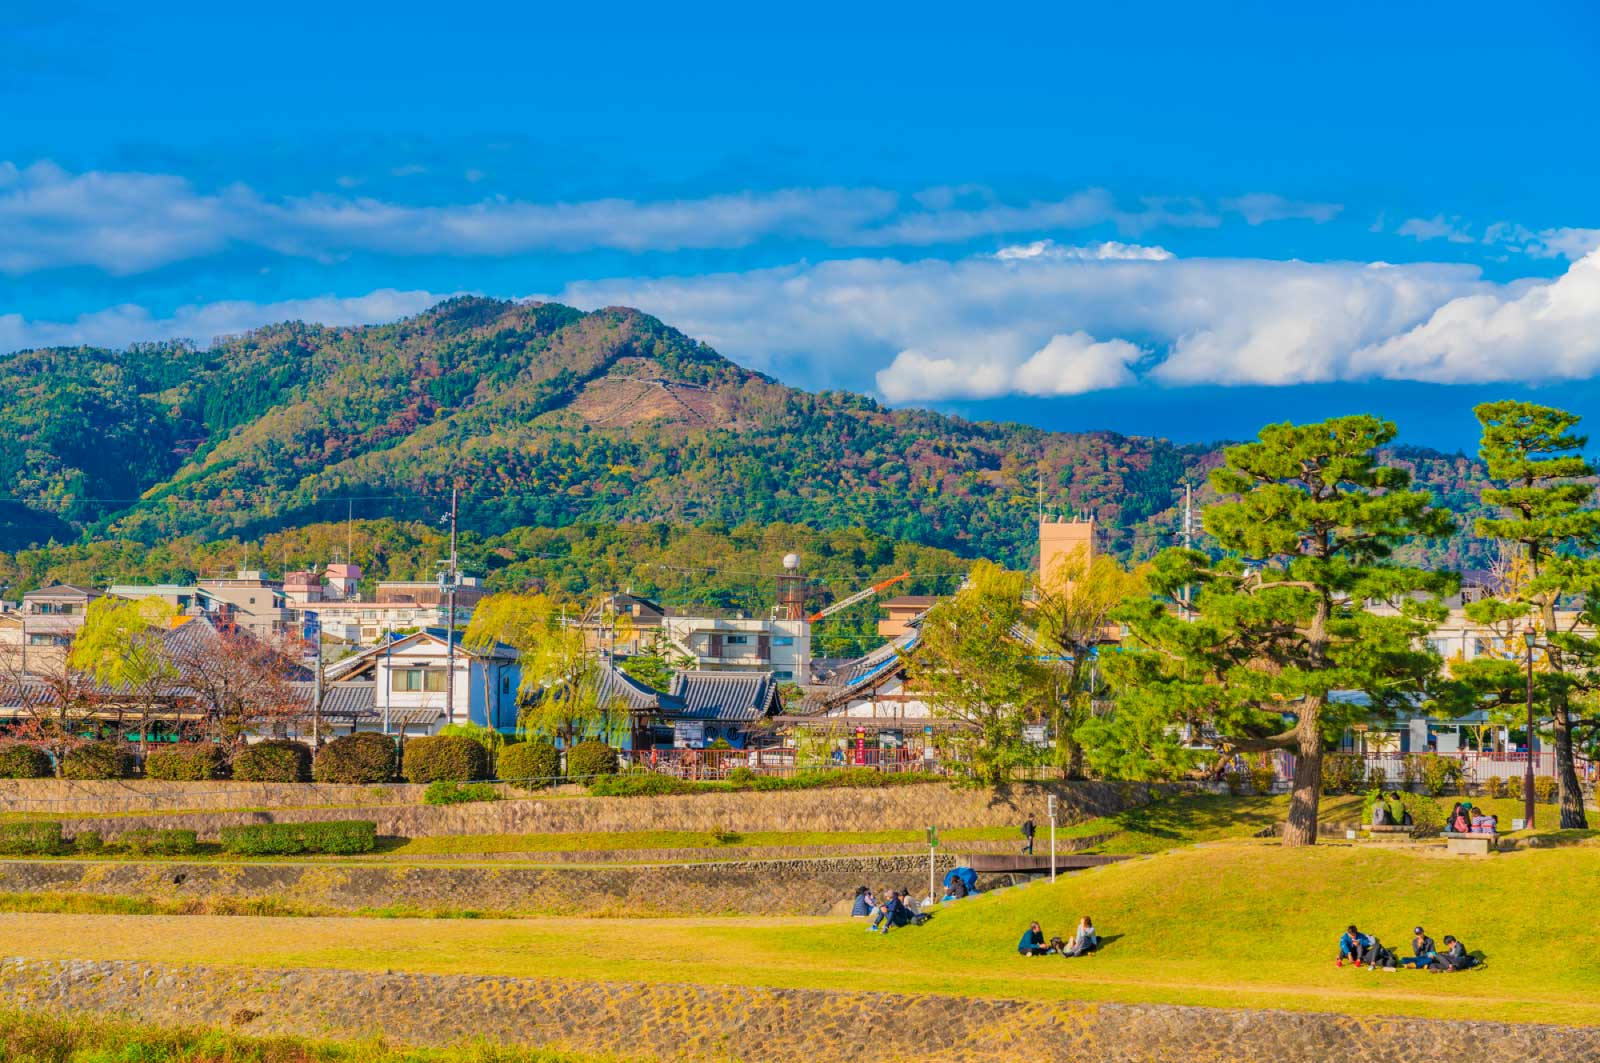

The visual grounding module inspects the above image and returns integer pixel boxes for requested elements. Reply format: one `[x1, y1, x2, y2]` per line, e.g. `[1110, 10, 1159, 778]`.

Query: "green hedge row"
[0, 743, 52, 779]
[495, 741, 561, 789]
[313, 733, 398, 784]
[401, 736, 488, 783]
[232, 740, 313, 782]
[218, 820, 377, 856]
[145, 744, 229, 781]
[0, 821, 64, 855]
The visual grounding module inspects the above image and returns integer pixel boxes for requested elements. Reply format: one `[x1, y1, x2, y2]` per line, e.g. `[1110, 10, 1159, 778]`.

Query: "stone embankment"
[0, 854, 963, 916]
[0, 957, 1593, 1062]
[11, 780, 1152, 841]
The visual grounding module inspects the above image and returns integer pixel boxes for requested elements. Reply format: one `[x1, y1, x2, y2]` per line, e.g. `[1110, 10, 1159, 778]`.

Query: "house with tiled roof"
[323, 627, 520, 735]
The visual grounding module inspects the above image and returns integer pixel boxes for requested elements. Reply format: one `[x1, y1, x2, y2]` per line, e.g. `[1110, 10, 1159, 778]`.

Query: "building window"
[725, 635, 750, 645]
[391, 669, 448, 693]
[774, 670, 794, 681]
[772, 636, 794, 647]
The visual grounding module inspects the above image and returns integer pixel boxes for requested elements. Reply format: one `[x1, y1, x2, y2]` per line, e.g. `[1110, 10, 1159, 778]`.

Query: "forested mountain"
[1, 297, 1498, 571]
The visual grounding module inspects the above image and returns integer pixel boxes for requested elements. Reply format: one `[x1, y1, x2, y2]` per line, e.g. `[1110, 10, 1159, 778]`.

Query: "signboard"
[926, 825, 939, 849]
[301, 611, 320, 646]
[854, 726, 866, 765]
[1023, 723, 1049, 747]
[673, 721, 706, 749]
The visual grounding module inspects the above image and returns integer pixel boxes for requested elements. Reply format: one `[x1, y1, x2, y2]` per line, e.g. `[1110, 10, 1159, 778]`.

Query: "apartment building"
[660, 615, 810, 683]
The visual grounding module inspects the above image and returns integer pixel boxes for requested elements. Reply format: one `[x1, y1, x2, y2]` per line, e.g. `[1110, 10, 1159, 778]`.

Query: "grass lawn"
[2, 840, 1595, 1023]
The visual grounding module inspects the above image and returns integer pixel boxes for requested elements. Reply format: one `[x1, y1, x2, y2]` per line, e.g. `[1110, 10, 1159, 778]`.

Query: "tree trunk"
[1551, 693, 1589, 830]
[1282, 698, 1324, 847]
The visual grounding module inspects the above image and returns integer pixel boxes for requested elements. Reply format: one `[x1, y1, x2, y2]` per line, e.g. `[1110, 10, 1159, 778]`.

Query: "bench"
[1443, 832, 1496, 855]
[1359, 824, 1420, 844]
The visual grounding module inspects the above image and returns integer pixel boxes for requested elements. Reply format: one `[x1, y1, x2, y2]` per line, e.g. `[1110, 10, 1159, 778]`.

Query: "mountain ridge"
[0, 297, 1495, 569]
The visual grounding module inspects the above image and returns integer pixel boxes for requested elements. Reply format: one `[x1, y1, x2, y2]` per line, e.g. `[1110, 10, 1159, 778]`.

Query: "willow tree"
[903, 562, 1051, 786]
[465, 593, 628, 746]
[1094, 416, 1455, 846]
[1457, 401, 1600, 828]
[68, 596, 178, 751]
[1033, 548, 1148, 777]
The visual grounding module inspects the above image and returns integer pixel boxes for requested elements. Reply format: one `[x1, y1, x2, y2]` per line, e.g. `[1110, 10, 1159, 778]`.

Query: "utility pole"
[443, 487, 459, 726]
[1048, 794, 1058, 883]
[1523, 628, 1537, 831]
[1181, 482, 1194, 621]
[383, 621, 393, 735]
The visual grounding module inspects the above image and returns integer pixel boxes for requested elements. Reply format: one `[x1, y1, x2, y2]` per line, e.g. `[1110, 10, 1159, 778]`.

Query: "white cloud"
[551, 252, 1524, 397]
[1220, 193, 1343, 225]
[1519, 227, 1600, 261]
[1349, 249, 1600, 382]
[0, 159, 1345, 275]
[1397, 215, 1476, 244]
[993, 239, 1174, 261]
[0, 289, 446, 353]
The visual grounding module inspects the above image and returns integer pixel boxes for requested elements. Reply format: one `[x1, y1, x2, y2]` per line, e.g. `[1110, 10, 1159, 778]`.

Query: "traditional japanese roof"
[286, 680, 377, 719]
[667, 671, 780, 723]
[594, 659, 669, 711]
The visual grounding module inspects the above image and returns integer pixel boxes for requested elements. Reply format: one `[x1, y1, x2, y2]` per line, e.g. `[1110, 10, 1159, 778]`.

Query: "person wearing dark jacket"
[1338, 925, 1373, 966]
[1021, 816, 1037, 855]
[1018, 921, 1049, 956]
[868, 891, 904, 934]
[850, 886, 873, 918]
[1400, 926, 1436, 969]
[1429, 935, 1472, 971]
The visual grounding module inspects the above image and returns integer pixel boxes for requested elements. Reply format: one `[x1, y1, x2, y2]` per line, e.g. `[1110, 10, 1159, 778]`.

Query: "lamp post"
[1522, 628, 1537, 831]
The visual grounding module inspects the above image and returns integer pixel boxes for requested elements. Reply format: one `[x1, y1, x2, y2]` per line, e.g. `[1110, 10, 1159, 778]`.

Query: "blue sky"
[5, 0, 1599, 449]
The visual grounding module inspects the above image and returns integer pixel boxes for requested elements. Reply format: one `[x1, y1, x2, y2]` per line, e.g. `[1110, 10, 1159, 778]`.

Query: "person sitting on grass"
[868, 891, 903, 934]
[1429, 935, 1474, 972]
[941, 876, 969, 902]
[1338, 925, 1374, 967]
[1062, 915, 1098, 957]
[1018, 921, 1050, 956]
[1392, 793, 1413, 826]
[1400, 926, 1436, 969]
[850, 886, 874, 918]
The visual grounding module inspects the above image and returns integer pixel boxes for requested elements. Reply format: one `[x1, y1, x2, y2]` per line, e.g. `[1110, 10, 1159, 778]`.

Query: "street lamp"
[1522, 628, 1537, 831]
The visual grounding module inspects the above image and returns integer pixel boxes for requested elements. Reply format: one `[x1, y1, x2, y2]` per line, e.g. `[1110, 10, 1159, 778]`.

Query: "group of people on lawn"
[1017, 916, 1098, 957]
[1338, 925, 1475, 972]
[1446, 802, 1498, 835]
[851, 886, 921, 933]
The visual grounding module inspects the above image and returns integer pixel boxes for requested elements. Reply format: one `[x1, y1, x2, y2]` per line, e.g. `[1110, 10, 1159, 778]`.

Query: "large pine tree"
[1094, 416, 1455, 846]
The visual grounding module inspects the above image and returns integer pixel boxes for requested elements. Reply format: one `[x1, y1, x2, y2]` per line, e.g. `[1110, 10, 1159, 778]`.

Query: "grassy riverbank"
[2, 840, 1595, 1023]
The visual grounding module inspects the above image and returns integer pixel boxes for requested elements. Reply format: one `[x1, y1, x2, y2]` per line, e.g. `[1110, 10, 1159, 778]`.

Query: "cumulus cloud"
[0, 159, 1343, 275]
[1348, 250, 1600, 382]
[553, 250, 1573, 398]
[0, 289, 446, 353]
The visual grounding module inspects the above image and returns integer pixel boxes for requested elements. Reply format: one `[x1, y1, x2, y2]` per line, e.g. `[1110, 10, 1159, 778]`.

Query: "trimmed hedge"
[0, 821, 63, 855]
[0, 743, 52, 779]
[313, 733, 398, 784]
[565, 741, 618, 780]
[587, 767, 696, 797]
[60, 741, 133, 780]
[497, 740, 561, 789]
[218, 820, 377, 856]
[401, 735, 489, 783]
[423, 780, 502, 805]
[145, 744, 229, 781]
[72, 830, 105, 854]
[231, 740, 313, 782]
[119, 828, 200, 856]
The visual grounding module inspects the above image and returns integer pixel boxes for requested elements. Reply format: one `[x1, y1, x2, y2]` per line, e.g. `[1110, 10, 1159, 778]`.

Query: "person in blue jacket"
[1018, 921, 1050, 956]
[850, 886, 874, 918]
[1338, 925, 1374, 966]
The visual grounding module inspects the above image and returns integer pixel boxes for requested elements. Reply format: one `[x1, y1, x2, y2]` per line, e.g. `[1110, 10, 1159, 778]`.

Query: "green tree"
[1456, 401, 1600, 828]
[465, 593, 629, 746]
[902, 562, 1051, 786]
[67, 596, 178, 752]
[1094, 416, 1455, 846]
[1033, 547, 1148, 777]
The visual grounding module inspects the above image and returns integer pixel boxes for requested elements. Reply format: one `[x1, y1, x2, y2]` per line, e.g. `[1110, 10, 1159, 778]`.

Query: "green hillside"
[0, 297, 1498, 568]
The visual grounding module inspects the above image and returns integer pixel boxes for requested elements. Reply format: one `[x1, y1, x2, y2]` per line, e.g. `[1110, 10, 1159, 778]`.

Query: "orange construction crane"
[807, 571, 911, 623]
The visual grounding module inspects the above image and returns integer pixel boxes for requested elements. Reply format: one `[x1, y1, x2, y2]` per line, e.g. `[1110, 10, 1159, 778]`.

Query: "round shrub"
[497, 740, 561, 789]
[401, 735, 489, 783]
[313, 732, 398, 784]
[0, 743, 52, 779]
[145, 743, 229, 781]
[566, 740, 618, 780]
[61, 741, 133, 780]
[231, 740, 313, 782]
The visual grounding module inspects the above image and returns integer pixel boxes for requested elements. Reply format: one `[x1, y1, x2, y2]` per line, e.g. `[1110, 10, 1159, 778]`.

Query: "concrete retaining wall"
[0, 855, 966, 916]
[41, 781, 1150, 841]
[0, 957, 1592, 1062]
[0, 779, 427, 814]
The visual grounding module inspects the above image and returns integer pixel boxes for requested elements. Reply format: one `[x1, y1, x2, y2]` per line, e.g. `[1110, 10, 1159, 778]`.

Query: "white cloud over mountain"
[0, 160, 1339, 275]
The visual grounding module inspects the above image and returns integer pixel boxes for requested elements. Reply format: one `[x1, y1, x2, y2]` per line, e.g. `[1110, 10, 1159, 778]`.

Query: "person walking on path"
[1021, 815, 1037, 855]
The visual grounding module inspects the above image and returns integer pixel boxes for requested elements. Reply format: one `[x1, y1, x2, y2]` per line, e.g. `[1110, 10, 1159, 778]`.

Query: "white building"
[661, 615, 811, 684]
[324, 627, 520, 735]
